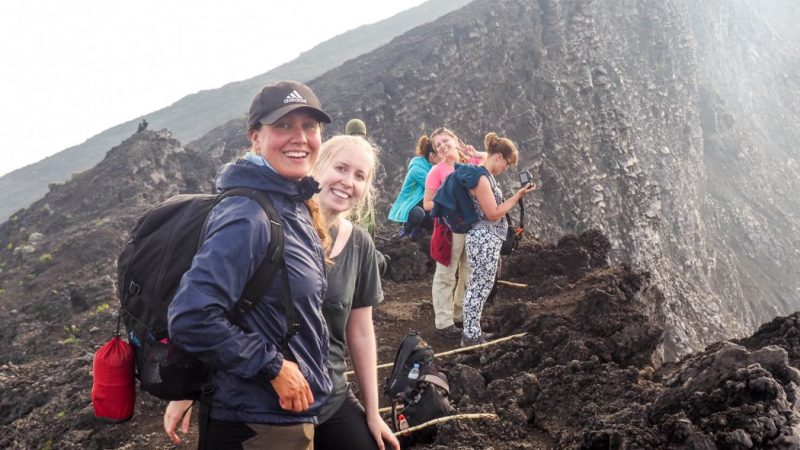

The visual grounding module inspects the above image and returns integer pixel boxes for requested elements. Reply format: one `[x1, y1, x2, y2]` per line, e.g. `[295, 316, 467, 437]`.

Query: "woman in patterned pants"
[461, 132, 536, 346]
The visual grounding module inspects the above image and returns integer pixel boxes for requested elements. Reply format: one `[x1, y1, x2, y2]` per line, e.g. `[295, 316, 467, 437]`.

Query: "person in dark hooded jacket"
[165, 80, 333, 450]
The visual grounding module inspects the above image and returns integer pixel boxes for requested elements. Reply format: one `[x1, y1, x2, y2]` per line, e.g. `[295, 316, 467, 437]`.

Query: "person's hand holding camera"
[514, 170, 537, 198]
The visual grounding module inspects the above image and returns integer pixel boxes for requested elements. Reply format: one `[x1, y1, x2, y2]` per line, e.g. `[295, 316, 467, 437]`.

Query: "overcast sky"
[0, 0, 427, 177]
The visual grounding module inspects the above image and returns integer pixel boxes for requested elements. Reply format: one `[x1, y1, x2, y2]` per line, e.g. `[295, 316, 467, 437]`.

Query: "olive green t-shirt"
[318, 225, 383, 423]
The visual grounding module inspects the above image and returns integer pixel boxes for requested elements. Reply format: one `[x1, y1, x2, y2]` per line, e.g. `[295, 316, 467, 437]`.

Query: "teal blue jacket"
[388, 156, 432, 223]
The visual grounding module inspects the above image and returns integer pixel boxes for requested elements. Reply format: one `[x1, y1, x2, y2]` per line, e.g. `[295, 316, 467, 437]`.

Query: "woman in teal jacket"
[387, 135, 439, 236]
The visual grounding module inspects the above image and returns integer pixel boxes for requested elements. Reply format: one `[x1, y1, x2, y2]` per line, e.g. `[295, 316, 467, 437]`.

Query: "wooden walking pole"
[378, 405, 396, 414]
[393, 413, 498, 436]
[345, 360, 393, 376]
[496, 280, 527, 288]
[434, 332, 528, 358]
[345, 333, 528, 377]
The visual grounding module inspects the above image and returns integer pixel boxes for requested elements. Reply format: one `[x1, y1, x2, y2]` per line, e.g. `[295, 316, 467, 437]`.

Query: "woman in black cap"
[164, 80, 333, 450]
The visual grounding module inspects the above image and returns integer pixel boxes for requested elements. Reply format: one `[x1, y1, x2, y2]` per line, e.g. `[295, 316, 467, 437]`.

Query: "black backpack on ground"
[394, 364, 453, 444]
[384, 332, 435, 398]
[385, 332, 454, 444]
[117, 187, 294, 401]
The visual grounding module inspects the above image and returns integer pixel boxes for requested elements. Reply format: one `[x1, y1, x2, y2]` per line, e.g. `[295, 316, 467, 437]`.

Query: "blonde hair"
[305, 199, 332, 265]
[484, 132, 519, 166]
[430, 127, 457, 141]
[311, 135, 379, 226]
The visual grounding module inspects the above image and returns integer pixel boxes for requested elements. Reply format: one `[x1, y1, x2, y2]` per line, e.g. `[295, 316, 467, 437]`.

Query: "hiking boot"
[436, 325, 462, 339]
[460, 332, 486, 347]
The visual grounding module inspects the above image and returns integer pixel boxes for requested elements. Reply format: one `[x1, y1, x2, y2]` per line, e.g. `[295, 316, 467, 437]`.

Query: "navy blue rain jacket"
[168, 159, 331, 424]
[431, 163, 489, 230]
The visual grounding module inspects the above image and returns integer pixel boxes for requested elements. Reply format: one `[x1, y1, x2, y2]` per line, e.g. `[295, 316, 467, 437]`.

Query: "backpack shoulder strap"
[214, 188, 294, 334]
[418, 373, 450, 393]
[504, 196, 524, 231]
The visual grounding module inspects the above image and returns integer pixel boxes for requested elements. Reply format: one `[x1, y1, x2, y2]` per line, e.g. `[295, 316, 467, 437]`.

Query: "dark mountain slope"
[0, 129, 218, 364]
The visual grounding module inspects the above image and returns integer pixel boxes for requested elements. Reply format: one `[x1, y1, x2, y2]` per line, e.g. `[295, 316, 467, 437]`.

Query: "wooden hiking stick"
[496, 280, 527, 288]
[433, 332, 528, 358]
[392, 413, 498, 436]
[378, 405, 399, 414]
[345, 332, 528, 376]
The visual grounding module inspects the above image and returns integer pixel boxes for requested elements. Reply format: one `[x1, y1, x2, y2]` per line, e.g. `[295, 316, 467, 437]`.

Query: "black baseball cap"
[247, 81, 332, 130]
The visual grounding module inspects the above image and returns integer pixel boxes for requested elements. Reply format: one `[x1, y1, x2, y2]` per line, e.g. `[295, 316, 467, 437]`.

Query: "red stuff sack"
[92, 336, 135, 422]
[429, 219, 452, 266]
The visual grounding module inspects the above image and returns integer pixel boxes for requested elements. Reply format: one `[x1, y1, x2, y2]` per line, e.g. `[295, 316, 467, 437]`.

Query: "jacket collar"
[215, 159, 320, 201]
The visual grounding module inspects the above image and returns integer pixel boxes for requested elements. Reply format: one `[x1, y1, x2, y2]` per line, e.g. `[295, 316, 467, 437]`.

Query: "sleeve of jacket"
[167, 196, 284, 380]
[457, 165, 486, 225]
[458, 164, 485, 190]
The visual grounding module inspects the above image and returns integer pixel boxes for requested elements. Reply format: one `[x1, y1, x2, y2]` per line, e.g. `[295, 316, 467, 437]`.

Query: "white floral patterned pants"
[463, 227, 503, 340]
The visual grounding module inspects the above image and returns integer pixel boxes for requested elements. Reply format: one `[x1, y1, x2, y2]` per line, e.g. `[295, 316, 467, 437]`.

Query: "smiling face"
[249, 109, 322, 180]
[313, 136, 375, 219]
[432, 132, 459, 164]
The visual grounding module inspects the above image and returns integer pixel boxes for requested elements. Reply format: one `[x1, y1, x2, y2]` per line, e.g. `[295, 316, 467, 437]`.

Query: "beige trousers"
[431, 232, 468, 329]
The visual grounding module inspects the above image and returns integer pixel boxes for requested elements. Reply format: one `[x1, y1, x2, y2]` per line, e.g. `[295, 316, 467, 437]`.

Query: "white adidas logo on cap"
[283, 90, 308, 104]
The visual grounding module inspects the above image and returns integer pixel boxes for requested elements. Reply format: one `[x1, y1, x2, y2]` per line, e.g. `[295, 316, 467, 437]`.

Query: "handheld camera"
[518, 170, 533, 187]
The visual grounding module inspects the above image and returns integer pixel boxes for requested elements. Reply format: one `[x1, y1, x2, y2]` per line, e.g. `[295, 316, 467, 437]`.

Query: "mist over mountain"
[0, 0, 471, 222]
[0, 0, 799, 448]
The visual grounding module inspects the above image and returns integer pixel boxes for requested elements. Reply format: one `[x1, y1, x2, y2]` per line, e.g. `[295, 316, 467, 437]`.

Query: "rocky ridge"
[0, 130, 218, 364]
[0, 125, 798, 449]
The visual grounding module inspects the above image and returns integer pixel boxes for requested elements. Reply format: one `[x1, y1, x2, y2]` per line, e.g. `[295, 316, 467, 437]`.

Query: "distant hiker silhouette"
[137, 119, 148, 133]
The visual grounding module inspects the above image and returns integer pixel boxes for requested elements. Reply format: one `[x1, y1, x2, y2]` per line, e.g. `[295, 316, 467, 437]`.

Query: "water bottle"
[398, 414, 410, 435]
[408, 363, 420, 380]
